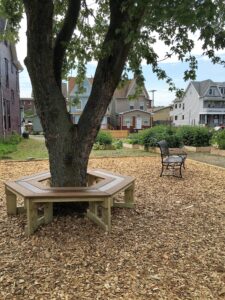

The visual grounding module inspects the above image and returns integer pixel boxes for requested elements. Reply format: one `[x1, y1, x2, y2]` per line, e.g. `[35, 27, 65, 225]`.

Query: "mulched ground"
[0, 157, 225, 300]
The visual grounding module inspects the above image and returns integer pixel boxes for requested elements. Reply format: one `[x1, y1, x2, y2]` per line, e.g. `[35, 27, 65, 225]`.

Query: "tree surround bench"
[5, 169, 135, 236]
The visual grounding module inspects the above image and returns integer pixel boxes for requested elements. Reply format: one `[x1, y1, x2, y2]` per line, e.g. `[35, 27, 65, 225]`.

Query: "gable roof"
[191, 80, 225, 97]
[119, 109, 152, 115]
[68, 76, 149, 100]
[68, 77, 94, 95]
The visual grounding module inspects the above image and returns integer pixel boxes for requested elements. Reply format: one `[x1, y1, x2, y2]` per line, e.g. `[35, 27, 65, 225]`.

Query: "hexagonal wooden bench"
[5, 169, 135, 236]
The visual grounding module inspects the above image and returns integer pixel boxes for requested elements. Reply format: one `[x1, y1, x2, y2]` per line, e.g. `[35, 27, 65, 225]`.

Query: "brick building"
[0, 19, 23, 137]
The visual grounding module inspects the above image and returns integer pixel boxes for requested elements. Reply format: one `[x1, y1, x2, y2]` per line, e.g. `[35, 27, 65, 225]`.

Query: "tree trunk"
[23, 0, 144, 188]
[23, 0, 90, 187]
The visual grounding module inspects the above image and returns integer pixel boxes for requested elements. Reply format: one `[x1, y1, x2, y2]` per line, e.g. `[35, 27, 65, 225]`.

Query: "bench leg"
[44, 202, 53, 224]
[87, 198, 111, 231]
[5, 188, 17, 215]
[113, 183, 134, 208]
[101, 198, 111, 231]
[25, 199, 38, 236]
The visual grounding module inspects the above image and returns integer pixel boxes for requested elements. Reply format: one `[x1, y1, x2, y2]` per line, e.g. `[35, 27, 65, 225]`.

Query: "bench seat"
[5, 169, 135, 235]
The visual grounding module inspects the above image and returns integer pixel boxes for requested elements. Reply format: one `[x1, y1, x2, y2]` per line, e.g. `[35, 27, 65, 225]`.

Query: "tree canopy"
[1, 0, 225, 93]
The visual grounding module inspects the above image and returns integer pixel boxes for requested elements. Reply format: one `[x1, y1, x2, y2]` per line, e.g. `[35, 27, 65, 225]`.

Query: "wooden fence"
[102, 130, 129, 139]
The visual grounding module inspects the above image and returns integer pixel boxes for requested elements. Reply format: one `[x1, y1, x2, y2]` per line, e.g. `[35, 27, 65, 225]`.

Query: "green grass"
[0, 143, 18, 158]
[5, 138, 48, 160]
[1, 137, 156, 160]
[3, 137, 225, 169]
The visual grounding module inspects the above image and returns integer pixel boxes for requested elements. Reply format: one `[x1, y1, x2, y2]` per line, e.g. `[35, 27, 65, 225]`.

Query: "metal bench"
[5, 169, 135, 236]
[157, 140, 187, 178]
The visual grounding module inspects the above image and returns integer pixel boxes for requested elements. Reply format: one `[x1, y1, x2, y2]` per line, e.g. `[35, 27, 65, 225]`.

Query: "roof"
[20, 97, 34, 101]
[68, 77, 149, 99]
[153, 105, 172, 112]
[191, 80, 225, 97]
[68, 77, 94, 95]
[119, 109, 152, 115]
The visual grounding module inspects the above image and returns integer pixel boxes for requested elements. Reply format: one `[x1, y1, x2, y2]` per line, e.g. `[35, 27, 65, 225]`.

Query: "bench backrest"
[157, 140, 169, 158]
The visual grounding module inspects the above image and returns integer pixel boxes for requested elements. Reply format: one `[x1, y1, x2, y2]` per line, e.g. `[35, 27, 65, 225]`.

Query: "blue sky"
[18, 17, 225, 107]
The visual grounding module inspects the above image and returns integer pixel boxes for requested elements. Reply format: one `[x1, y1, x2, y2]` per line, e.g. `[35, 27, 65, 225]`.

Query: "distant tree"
[1, 0, 225, 188]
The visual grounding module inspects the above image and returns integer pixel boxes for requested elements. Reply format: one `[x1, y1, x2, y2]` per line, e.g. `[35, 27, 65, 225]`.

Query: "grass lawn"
[6, 137, 49, 160]
[5, 136, 157, 160]
[2, 136, 225, 169]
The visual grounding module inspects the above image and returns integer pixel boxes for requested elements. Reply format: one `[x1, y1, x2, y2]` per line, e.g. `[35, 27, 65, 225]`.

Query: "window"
[220, 87, 225, 95]
[175, 104, 177, 109]
[76, 100, 82, 110]
[139, 102, 144, 110]
[209, 88, 217, 96]
[124, 117, 131, 128]
[143, 119, 148, 125]
[16, 71, 19, 91]
[182, 115, 184, 120]
[130, 105, 134, 110]
[174, 116, 178, 121]
[11, 90, 14, 104]
[5, 58, 9, 88]
[3, 100, 11, 130]
[11, 62, 14, 73]
[7, 101, 11, 129]
[179, 103, 181, 108]
[183, 103, 185, 109]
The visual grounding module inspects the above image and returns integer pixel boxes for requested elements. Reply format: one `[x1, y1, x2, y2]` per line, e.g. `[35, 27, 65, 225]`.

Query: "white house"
[170, 80, 225, 127]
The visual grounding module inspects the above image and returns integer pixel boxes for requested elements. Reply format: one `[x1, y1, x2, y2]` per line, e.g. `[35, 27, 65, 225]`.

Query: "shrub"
[126, 133, 141, 144]
[113, 140, 123, 149]
[136, 125, 182, 148]
[177, 126, 212, 147]
[95, 131, 112, 145]
[0, 144, 17, 158]
[211, 130, 225, 149]
[22, 132, 30, 139]
[0, 132, 22, 145]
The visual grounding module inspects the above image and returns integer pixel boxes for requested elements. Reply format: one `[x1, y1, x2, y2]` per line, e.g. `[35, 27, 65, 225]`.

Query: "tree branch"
[53, 0, 81, 87]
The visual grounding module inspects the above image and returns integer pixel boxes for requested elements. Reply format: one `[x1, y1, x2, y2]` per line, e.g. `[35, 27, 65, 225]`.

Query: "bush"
[211, 130, 225, 149]
[126, 133, 141, 144]
[0, 132, 22, 145]
[133, 125, 182, 148]
[0, 144, 17, 158]
[113, 140, 123, 149]
[95, 131, 112, 145]
[22, 132, 29, 139]
[177, 126, 212, 147]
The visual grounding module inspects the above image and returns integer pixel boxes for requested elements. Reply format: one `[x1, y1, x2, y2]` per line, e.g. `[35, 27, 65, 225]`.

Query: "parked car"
[214, 125, 225, 131]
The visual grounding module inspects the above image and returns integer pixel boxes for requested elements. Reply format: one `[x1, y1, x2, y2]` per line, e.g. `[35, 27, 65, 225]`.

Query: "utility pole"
[149, 89, 157, 110]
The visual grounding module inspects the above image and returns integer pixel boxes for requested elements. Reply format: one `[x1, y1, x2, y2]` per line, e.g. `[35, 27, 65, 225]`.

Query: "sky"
[17, 16, 225, 107]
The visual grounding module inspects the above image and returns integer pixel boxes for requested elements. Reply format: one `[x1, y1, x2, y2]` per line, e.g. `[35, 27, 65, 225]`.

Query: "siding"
[0, 41, 21, 136]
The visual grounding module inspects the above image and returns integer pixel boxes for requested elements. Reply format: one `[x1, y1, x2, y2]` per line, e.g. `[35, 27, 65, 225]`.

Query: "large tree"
[1, 0, 225, 187]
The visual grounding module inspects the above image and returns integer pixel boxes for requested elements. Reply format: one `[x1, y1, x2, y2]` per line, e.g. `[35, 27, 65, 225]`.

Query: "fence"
[102, 130, 129, 139]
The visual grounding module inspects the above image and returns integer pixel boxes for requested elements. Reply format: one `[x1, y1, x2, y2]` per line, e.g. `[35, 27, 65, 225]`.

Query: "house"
[170, 80, 225, 127]
[20, 82, 67, 133]
[68, 76, 153, 131]
[0, 19, 23, 137]
[110, 78, 153, 130]
[153, 105, 173, 125]
[68, 77, 110, 129]
[20, 97, 35, 116]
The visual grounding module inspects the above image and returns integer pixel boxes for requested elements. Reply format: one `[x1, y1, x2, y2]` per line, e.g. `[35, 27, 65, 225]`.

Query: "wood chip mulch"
[0, 157, 225, 300]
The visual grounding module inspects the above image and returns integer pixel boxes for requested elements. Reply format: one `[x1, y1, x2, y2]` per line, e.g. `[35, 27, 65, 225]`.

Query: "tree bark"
[23, 0, 144, 188]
